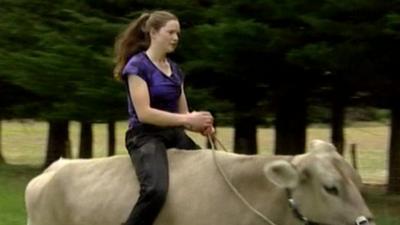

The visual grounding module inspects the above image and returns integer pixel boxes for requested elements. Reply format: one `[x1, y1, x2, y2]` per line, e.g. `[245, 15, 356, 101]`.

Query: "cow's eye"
[324, 185, 339, 196]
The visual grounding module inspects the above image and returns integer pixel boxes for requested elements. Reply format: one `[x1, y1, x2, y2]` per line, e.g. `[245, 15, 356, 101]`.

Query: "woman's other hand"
[201, 126, 215, 136]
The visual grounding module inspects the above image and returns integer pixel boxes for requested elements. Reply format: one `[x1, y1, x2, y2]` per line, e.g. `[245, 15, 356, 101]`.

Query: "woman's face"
[150, 19, 180, 53]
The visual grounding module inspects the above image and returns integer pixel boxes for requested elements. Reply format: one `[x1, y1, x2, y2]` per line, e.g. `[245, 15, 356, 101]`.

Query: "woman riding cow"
[113, 10, 215, 225]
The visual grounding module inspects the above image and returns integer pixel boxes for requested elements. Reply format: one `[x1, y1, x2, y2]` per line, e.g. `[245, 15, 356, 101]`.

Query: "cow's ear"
[263, 160, 299, 189]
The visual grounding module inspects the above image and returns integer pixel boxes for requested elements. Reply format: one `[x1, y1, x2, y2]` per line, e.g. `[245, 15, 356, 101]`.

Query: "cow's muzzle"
[355, 216, 370, 225]
[286, 189, 373, 225]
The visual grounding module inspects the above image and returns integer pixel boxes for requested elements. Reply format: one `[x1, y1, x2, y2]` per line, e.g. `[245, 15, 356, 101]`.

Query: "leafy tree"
[0, 0, 126, 167]
[0, 121, 3, 163]
[287, 0, 400, 192]
[2, 0, 400, 194]
[181, 0, 314, 154]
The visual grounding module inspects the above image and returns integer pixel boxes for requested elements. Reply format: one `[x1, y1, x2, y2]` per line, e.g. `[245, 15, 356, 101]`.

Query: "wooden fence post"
[350, 143, 358, 171]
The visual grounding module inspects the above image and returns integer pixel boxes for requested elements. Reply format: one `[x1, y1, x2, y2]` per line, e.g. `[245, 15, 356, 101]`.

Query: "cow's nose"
[355, 216, 372, 225]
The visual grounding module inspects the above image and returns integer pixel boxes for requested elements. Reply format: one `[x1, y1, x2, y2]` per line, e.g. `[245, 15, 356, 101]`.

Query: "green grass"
[363, 185, 400, 224]
[0, 164, 40, 225]
[1, 120, 399, 224]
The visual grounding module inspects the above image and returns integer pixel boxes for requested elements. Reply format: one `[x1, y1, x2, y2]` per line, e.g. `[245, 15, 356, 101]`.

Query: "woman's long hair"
[113, 10, 177, 80]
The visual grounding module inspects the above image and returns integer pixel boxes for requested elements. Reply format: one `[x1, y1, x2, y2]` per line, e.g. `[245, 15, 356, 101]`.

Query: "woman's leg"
[174, 128, 201, 150]
[124, 132, 169, 225]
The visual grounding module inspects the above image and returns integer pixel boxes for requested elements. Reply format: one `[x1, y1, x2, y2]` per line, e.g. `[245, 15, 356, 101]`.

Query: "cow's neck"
[218, 154, 304, 225]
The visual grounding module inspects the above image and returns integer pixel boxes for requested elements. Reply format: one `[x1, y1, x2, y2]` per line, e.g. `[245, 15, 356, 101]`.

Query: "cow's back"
[25, 150, 276, 225]
[161, 150, 281, 225]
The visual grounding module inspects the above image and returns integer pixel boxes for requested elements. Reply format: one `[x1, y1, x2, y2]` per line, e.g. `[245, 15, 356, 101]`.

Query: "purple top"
[122, 52, 184, 129]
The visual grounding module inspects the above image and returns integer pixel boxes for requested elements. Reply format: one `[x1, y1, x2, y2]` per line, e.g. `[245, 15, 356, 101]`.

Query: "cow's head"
[264, 139, 375, 225]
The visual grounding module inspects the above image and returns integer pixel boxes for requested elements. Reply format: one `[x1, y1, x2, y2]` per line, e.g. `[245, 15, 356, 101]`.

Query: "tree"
[107, 121, 116, 156]
[0, 79, 41, 164]
[44, 120, 69, 168]
[79, 121, 93, 158]
[0, 0, 126, 167]
[0, 121, 3, 163]
[286, 0, 400, 192]
[182, 16, 273, 154]
[389, 105, 400, 194]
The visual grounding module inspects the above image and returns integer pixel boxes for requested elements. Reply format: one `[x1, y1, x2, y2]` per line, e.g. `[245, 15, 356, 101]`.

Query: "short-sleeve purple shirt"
[122, 52, 183, 129]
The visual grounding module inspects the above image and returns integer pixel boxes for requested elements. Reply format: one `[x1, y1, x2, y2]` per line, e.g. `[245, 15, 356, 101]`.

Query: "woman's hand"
[184, 111, 213, 132]
[201, 126, 215, 136]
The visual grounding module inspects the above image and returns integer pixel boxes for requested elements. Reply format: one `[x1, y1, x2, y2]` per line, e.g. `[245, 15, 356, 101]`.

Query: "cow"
[25, 140, 375, 225]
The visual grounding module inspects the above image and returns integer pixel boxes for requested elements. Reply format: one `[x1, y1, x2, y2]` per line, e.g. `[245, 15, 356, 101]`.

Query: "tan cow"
[25, 140, 375, 225]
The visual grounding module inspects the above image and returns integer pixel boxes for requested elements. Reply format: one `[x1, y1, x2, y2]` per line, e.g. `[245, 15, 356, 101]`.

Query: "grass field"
[0, 120, 399, 225]
[0, 164, 38, 225]
[1, 120, 389, 183]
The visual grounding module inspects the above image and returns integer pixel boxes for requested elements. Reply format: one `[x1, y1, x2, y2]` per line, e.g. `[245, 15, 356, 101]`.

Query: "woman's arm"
[128, 75, 213, 130]
[177, 83, 215, 135]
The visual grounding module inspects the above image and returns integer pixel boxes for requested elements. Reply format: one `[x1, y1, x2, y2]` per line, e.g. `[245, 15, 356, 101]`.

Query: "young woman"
[114, 10, 214, 225]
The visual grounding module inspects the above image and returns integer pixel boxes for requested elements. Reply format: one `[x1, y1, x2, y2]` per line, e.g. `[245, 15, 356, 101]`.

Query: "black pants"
[124, 124, 200, 225]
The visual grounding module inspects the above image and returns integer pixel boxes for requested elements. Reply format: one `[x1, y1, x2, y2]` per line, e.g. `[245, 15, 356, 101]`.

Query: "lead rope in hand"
[207, 134, 277, 225]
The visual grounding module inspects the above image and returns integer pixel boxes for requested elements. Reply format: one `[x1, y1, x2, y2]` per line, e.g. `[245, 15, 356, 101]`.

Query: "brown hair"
[113, 10, 178, 80]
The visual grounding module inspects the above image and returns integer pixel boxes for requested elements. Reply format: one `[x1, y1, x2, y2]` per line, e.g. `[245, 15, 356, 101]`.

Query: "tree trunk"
[65, 138, 72, 158]
[0, 120, 4, 163]
[274, 88, 307, 155]
[79, 121, 93, 159]
[44, 120, 69, 168]
[233, 112, 257, 155]
[107, 121, 116, 156]
[388, 106, 400, 194]
[331, 93, 345, 154]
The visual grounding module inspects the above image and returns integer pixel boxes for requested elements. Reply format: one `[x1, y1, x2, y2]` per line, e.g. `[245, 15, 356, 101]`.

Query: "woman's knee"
[175, 130, 200, 150]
